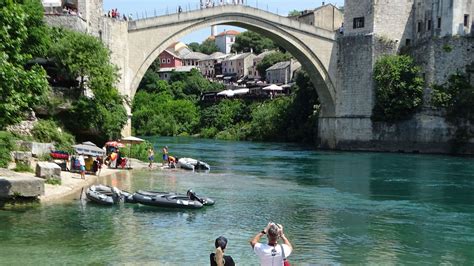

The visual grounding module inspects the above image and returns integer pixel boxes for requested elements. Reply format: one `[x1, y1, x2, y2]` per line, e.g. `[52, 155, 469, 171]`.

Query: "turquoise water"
[1, 137, 473, 265]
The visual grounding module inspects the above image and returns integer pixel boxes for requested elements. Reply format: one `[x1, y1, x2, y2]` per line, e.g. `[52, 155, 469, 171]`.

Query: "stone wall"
[343, 0, 374, 36]
[330, 33, 474, 154]
[44, 15, 87, 33]
[407, 36, 474, 86]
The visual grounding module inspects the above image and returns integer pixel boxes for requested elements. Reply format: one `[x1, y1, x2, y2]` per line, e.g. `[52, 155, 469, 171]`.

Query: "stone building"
[215, 30, 240, 54]
[248, 50, 276, 80]
[182, 51, 207, 67]
[265, 59, 301, 85]
[343, 0, 473, 48]
[158, 50, 183, 68]
[221, 53, 256, 77]
[198, 52, 228, 78]
[290, 3, 344, 32]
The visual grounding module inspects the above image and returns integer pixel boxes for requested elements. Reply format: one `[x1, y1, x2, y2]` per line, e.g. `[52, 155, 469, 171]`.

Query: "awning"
[73, 144, 105, 157]
[223, 76, 233, 80]
[215, 75, 224, 78]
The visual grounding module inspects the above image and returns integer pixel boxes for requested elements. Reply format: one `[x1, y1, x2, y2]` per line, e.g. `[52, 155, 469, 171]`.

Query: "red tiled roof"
[217, 30, 240, 36]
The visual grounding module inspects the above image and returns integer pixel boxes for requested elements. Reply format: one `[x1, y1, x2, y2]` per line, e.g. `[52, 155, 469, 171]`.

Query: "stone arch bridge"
[101, 5, 371, 148]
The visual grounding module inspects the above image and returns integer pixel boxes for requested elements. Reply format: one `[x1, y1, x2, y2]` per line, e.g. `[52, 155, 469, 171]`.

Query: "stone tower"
[77, 0, 103, 37]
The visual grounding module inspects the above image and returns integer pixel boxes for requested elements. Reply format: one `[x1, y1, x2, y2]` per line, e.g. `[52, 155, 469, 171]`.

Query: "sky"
[103, 0, 344, 43]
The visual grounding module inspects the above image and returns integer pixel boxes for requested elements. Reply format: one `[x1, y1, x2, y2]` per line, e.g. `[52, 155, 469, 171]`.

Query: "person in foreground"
[210, 236, 235, 266]
[250, 222, 292, 266]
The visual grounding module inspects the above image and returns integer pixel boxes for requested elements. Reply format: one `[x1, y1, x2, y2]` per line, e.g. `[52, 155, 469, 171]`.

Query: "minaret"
[211, 25, 218, 37]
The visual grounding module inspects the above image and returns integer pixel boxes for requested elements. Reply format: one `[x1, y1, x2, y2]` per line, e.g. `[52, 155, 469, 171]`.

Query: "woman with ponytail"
[210, 236, 235, 266]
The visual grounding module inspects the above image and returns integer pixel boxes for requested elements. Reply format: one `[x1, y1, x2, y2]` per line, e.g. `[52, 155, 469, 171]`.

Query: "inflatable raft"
[177, 158, 211, 171]
[85, 185, 123, 205]
[133, 190, 215, 208]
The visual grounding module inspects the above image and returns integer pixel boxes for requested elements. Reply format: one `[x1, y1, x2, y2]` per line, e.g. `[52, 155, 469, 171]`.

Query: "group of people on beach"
[147, 146, 178, 168]
[211, 222, 292, 265]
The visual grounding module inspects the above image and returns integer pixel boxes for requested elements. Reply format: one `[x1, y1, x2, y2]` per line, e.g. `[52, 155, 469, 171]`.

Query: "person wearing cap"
[250, 222, 292, 266]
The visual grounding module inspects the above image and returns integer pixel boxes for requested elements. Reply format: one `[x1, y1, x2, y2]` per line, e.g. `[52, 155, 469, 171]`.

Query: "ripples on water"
[0, 137, 473, 264]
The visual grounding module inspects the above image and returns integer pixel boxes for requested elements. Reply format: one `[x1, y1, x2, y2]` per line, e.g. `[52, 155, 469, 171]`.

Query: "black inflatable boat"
[85, 184, 123, 205]
[133, 190, 215, 209]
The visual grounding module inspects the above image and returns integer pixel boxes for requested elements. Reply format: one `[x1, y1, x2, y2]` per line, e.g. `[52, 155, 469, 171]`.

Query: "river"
[1, 137, 473, 265]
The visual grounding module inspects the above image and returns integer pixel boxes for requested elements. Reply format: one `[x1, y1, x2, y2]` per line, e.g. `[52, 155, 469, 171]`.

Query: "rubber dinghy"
[85, 184, 123, 205]
[85, 185, 136, 205]
[177, 158, 211, 171]
[132, 190, 215, 209]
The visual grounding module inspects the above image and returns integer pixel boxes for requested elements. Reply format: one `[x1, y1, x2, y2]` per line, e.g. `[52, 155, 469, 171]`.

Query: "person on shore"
[250, 222, 292, 266]
[210, 236, 235, 266]
[162, 146, 169, 166]
[78, 153, 86, 179]
[148, 148, 154, 168]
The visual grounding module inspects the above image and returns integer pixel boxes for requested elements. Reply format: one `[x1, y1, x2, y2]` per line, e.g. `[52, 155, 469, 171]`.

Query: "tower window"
[353, 17, 365, 29]
[427, 20, 432, 31]
[437, 17, 442, 29]
[464, 15, 469, 27]
[418, 21, 422, 33]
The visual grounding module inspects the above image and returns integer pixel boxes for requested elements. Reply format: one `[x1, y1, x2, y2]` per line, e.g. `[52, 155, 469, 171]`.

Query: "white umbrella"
[217, 90, 235, 97]
[120, 136, 145, 144]
[233, 88, 250, 95]
[119, 136, 145, 169]
[262, 84, 283, 91]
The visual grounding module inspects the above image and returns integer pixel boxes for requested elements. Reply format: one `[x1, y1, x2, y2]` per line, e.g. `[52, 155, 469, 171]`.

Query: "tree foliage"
[31, 120, 75, 151]
[0, 0, 50, 128]
[48, 29, 127, 142]
[199, 38, 220, 55]
[432, 73, 474, 123]
[372, 55, 424, 122]
[256, 51, 292, 80]
[288, 10, 300, 16]
[187, 39, 220, 55]
[232, 31, 276, 54]
[0, 131, 16, 168]
[132, 91, 199, 136]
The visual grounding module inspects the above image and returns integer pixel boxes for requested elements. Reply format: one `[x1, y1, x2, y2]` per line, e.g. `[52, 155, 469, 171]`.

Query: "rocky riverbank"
[1, 158, 151, 204]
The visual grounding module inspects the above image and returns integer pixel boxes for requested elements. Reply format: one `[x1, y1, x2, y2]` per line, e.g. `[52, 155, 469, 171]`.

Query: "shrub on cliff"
[372, 55, 424, 122]
[31, 120, 75, 152]
[0, 131, 16, 168]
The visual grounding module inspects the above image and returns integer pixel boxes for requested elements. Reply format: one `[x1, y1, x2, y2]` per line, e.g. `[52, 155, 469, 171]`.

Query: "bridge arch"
[126, 5, 337, 116]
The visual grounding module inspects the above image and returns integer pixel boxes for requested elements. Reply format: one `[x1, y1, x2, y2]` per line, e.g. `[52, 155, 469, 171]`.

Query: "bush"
[0, 131, 16, 168]
[31, 120, 75, 151]
[45, 178, 61, 185]
[13, 161, 33, 173]
[372, 55, 424, 122]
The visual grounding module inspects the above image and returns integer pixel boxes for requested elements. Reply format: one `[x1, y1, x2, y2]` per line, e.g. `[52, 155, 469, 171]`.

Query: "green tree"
[18, 0, 52, 58]
[231, 31, 275, 54]
[0, 0, 50, 128]
[372, 55, 424, 122]
[48, 30, 127, 142]
[199, 38, 220, 55]
[188, 42, 200, 52]
[256, 51, 292, 80]
[288, 10, 300, 16]
[285, 70, 320, 143]
[432, 73, 474, 150]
